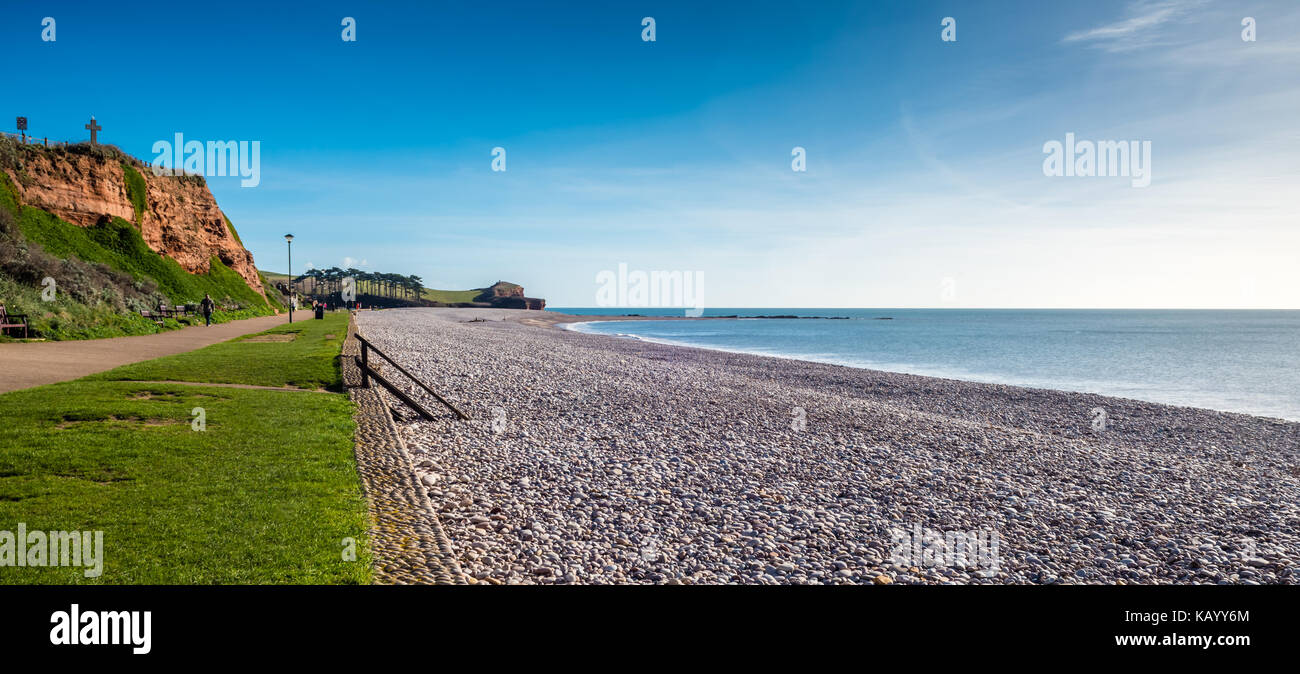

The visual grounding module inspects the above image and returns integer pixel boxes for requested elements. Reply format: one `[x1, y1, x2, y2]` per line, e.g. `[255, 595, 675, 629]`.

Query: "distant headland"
[261, 271, 545, 311]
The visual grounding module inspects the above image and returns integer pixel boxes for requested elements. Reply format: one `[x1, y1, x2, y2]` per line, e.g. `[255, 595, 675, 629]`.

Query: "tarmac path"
[0, 313, 291, 394]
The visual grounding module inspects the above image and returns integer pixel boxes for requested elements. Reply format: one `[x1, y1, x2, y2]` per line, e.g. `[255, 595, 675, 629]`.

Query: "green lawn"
[93, 312, 349, 390]
[0, 311, 371, 584]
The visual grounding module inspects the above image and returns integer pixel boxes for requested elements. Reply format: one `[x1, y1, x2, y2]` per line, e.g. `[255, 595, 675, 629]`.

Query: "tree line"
[294, 267, 424, 301]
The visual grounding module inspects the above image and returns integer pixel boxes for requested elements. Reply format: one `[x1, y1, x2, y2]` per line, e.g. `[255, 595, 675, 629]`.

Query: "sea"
[552, 308, 1300, 421]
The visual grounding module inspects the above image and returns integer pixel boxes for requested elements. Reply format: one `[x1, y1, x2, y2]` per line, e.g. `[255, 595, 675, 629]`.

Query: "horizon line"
[545, 306, 1300, 311]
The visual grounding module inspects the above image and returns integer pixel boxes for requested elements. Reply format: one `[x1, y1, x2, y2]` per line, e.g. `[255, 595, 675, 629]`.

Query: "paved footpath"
[0, 313, 290, 394]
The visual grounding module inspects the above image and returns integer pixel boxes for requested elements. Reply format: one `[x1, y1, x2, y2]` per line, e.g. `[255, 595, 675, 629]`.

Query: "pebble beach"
[355, 308, 1300, 585]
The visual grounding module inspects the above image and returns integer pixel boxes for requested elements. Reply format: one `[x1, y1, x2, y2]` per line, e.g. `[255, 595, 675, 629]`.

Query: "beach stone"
[352, 308, 1300, 586]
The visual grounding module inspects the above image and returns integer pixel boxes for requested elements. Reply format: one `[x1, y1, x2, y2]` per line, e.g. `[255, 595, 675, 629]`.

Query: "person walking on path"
[200, 294, 216, 327]
[0, 312, 290, 394]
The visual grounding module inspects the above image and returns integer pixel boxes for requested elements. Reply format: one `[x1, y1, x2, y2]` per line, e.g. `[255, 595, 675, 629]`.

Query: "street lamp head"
[284, 234, 294, 242]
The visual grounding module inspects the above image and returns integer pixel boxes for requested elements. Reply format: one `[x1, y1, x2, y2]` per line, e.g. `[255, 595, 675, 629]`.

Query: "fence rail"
[355, 333, 470, 421]
[1, 132, 205, 176]
[1, 130, 77, 148]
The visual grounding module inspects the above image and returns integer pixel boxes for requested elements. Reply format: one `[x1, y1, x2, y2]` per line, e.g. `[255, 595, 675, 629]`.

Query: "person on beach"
[200, 294, 215, 327]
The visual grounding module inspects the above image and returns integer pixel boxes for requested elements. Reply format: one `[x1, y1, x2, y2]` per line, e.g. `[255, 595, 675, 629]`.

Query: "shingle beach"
[355, 308, 1300, 585]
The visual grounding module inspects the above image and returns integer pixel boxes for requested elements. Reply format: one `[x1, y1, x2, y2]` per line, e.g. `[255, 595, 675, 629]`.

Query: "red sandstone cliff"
[3, 144, 264, 296]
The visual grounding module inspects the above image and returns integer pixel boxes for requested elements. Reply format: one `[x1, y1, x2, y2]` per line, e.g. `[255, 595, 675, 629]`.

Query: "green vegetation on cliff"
[0, 169, 280, 340]
[0, 169, 18, 213]
[17, 209, 268, 310]
[259, 270, 286, 311]
[222, 213, 243, 245]
[121, 163, 148, 225]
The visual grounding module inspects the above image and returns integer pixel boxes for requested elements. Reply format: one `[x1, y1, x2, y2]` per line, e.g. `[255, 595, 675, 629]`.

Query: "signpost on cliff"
[84, 116, 101, 145]
[16, 117, 27, 143]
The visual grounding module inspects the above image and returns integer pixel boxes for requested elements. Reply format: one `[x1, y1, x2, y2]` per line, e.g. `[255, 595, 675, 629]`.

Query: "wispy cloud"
[1063, 0, 1204, 52]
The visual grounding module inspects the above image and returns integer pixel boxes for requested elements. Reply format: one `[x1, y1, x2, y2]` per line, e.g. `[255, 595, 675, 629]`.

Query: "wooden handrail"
[354, 357, 437, 421]
[355, 334, 470, 420]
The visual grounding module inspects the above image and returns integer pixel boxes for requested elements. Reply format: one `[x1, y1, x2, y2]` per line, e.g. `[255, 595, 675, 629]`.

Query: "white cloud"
[1063, 0, 1205, 52]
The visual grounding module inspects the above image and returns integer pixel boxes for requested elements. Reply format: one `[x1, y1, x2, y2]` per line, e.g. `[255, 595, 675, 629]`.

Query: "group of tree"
[294, 267, 424, 302]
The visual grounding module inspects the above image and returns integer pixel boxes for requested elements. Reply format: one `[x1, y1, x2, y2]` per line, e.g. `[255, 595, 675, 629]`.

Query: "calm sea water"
[553, 308, 1300, 421]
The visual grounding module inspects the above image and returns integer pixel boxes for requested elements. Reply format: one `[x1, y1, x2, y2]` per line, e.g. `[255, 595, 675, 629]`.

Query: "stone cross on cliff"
[85, 116, 101, 145]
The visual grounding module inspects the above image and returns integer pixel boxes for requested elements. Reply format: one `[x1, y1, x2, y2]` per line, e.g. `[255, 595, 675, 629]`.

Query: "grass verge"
[93, 312, 349, 390]
[0, 311, 370, 584]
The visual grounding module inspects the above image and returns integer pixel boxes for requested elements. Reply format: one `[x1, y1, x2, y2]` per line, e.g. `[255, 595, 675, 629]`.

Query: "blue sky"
[4, 0, 1298, 307]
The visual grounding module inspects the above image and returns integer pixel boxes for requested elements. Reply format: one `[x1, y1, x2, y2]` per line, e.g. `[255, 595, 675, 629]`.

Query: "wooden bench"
[139, 310, 165, 328]
[158, 303, 190, 319]
[0, 304, 30, 339]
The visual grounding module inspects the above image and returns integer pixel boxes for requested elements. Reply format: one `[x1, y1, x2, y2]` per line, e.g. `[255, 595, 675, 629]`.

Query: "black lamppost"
[285, 234, 294, 323]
